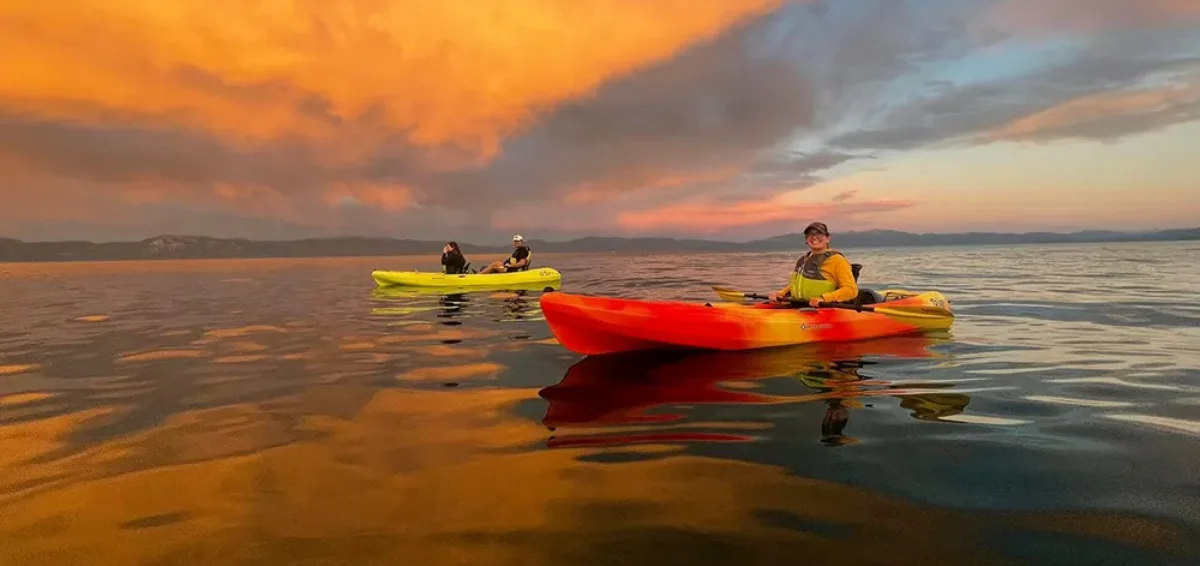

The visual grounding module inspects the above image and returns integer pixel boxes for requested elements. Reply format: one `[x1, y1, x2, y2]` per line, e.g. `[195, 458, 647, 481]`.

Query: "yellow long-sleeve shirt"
[778, 251, 859, 303]
[814, 253, 859, 302]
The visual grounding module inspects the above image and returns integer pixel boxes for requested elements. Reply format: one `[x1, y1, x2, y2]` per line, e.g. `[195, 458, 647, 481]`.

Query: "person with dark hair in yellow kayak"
[441, 241, 468, 274]
[768, 221, 859, 307]
[479, 234, 533, 274]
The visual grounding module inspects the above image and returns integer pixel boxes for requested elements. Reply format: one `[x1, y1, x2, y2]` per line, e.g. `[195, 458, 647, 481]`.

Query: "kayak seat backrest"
[511, 252, 532, 271]
[854, 288, 885, 306]
[851, 263, 862, 282]
[462, 262, 471, 273]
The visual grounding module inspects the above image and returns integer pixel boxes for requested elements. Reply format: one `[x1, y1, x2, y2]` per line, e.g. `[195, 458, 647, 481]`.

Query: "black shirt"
[506, 246, 530, 266]
[442, 249, 466, 274]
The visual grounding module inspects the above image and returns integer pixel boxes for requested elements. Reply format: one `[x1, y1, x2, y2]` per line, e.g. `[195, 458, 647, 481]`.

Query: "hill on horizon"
[1, 227, 1197, 263]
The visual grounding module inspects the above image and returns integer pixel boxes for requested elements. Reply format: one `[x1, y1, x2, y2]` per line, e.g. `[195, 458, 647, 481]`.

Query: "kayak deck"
[372, 267, 562, 288]
[539, 290, 954, 355]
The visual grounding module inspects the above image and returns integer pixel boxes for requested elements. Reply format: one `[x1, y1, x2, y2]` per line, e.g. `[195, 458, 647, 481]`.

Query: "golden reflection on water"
[0, 363, 42, 376]
[0, 392, 55, 406]
[72, 315, 110, 323]
[2, 383, 1193, 565]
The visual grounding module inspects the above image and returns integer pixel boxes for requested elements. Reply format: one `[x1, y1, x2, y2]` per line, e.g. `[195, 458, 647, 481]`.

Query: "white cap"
[512, 234, 524, 241]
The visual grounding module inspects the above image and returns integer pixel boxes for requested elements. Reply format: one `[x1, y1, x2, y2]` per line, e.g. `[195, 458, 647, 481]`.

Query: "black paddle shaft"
[750, 293, 873, 312]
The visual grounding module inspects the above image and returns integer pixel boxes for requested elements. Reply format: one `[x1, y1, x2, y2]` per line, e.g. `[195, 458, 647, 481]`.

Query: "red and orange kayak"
[539, 289, 954, 355]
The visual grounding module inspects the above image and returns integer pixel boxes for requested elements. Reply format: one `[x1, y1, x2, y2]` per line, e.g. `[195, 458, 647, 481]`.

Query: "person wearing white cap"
[479, 234, 533, 274]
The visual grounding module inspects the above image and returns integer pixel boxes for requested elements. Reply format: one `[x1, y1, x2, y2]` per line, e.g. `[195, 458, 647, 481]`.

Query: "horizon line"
[4, 224, 1198, 246]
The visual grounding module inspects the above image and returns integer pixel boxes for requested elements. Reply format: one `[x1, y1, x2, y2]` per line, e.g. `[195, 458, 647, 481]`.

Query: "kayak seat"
[851, 263, 862, 282]
[445, 263, 470, 275]
[506, 256, 531, 271]
[854, 288, 886, 306]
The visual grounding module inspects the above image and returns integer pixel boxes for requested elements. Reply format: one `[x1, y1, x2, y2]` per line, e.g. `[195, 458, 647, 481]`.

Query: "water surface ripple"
[1, 242, 1198, 565]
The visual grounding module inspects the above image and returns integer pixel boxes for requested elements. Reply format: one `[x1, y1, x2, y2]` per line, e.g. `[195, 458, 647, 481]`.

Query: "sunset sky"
[2, 0, 1198, 242]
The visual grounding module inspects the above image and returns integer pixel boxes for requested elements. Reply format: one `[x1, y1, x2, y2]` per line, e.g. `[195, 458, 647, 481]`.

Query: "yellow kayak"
[371, 280, 561, 298]
[371, 267, 563, 289]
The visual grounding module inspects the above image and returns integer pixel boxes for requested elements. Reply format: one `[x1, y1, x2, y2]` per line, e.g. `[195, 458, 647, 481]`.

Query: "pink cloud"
[324, 184, 414, 213]
[831, 189, 858, 203]
[616, 196, 915, 233]
[562, 164, 746, 205]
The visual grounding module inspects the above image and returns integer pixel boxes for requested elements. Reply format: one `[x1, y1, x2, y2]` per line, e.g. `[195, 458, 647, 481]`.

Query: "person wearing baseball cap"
[479, 234, 534, 274]
[768, 221, 858, 307]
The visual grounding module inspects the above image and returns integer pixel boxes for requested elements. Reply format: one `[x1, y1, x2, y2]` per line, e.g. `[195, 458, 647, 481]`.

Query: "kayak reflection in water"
[437, 293, 468, 323]
[769, 221, 860, 307]
[441, 241, 470, 274]
[479, 234, 532, 274]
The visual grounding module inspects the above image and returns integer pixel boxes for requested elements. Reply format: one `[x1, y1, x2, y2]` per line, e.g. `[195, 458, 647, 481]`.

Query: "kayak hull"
[539, 290, 954, 355]
[372, 267, 562, 288]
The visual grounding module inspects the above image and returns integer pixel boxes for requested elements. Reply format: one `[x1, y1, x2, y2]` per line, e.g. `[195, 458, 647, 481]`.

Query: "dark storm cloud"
[420, 6, 823, 208]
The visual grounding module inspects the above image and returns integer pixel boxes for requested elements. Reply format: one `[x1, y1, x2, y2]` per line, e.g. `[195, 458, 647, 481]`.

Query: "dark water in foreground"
[2, 242, 1199, 565]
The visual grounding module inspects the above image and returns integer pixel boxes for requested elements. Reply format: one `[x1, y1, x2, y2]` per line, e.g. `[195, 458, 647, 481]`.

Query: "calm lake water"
[2, 241, 1199, 565]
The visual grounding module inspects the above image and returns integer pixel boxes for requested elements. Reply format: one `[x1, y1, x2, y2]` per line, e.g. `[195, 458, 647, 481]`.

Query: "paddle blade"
[711, 285, 755, 303]
[871, 305, 955, 319]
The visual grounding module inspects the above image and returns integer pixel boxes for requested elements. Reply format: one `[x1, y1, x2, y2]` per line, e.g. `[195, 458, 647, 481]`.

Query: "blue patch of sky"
[779, 24, 1086, 155]
[751, 1, 1195, 187]
[753, 2, 1200, 199]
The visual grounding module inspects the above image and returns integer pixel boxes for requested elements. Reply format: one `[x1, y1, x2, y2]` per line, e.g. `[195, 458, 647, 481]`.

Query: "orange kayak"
[539, 290, 954, 355]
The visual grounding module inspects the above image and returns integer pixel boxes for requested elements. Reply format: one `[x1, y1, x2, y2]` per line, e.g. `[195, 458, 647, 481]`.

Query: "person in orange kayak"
[479, 234, 533, 274]
[769, 221, 859, 307]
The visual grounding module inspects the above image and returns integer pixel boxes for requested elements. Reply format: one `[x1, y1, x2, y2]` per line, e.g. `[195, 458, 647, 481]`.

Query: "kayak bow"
[539, 290, 954, 356]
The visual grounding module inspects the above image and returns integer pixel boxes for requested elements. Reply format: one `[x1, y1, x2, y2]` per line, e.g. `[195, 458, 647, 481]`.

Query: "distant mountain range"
[1, 228, 1197, 263]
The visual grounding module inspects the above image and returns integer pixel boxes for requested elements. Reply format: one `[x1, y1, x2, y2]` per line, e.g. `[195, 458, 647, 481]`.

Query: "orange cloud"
[985, 81, 1200, 141]
[117, 182, 303, 219]
[616, 196, 914, 233]
[0, 0, 784, 160]
[324, 183, 414, 213]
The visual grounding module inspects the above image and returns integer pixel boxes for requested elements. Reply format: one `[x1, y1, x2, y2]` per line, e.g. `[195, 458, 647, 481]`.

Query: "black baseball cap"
[803, 222, 830, 236]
